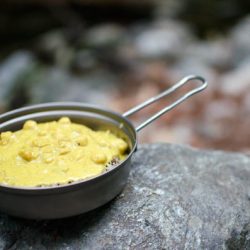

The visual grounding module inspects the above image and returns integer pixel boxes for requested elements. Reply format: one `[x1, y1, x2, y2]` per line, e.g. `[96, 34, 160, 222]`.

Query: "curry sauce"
[0, 117, 128, 187]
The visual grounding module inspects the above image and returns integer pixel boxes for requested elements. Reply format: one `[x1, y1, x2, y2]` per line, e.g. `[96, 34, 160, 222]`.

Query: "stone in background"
[0, 4, 249, 153]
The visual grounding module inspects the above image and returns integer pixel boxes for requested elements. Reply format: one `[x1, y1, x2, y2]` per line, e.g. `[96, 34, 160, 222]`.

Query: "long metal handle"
[123, 75, 207, 132]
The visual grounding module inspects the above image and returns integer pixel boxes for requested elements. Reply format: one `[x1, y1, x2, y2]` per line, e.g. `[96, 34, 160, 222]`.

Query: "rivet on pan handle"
[123, 75, 208, 132]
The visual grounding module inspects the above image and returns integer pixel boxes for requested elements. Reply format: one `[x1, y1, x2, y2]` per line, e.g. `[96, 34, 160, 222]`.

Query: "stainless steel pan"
[0, 75, 207, 219]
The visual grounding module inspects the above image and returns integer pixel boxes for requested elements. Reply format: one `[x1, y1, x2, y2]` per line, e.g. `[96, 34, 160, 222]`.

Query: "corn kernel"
[19, 150, 38, 161]
[92, 153, 107, 164]
[23, 120, 37, 130]
[0, 131, 13, 145]
[58, 117, 71, 124]
[118, 141, 128, 153]
[113, 139, 128, 153]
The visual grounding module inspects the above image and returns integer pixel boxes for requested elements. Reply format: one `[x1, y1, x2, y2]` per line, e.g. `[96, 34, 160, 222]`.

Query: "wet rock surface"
[0, 143, 249, 250]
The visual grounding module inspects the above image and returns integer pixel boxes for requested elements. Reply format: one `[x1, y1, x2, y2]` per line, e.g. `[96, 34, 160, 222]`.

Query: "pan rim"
[0, 102, 137, 194]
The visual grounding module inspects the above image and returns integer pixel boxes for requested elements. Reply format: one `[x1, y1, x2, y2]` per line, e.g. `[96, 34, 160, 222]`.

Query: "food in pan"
[0, 117, 128, 187]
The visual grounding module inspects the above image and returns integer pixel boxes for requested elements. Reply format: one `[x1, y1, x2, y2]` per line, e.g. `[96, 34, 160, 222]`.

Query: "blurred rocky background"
[0, 0, 249, 152]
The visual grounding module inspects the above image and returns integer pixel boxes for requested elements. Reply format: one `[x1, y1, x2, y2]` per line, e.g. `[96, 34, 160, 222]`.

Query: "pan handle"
[123, 75, 207, 132]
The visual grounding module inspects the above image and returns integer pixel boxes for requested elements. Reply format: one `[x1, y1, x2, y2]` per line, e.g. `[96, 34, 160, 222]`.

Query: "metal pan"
[0, 75, 207, 219]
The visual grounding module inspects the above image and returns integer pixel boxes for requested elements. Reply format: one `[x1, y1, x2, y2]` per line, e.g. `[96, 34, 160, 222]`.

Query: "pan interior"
[0, 103, 137, 190]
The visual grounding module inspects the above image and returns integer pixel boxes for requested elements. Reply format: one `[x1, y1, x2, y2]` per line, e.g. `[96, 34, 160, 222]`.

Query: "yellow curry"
[0, 117, 128, 187]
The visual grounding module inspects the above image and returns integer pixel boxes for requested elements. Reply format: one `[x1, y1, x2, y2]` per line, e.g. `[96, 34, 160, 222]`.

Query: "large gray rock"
[0, 143, 250, 250]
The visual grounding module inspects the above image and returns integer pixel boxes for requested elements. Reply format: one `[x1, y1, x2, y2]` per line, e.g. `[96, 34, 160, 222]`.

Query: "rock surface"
[0, 143, 250, 249]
